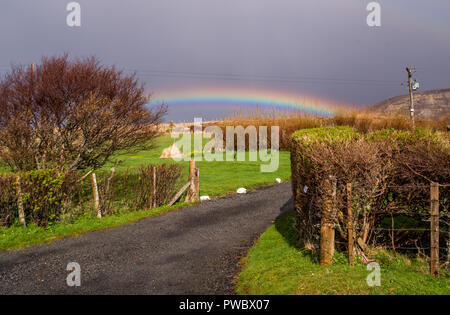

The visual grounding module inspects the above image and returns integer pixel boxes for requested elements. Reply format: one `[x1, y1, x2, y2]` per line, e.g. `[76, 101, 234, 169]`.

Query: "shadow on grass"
[275, 198, 319, 264]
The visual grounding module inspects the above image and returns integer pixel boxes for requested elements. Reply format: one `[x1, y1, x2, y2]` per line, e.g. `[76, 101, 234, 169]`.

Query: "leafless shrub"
[93, 164, 183, 214]
[134, 164, 183, 209]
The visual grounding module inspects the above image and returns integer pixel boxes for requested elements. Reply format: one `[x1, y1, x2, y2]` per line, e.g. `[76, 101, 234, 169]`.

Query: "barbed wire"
[350, 184, 450, 189]
[352, 227, 449, 234]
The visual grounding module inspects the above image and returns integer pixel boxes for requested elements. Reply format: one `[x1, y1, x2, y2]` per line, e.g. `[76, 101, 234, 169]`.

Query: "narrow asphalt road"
[0, 182, 293, 295]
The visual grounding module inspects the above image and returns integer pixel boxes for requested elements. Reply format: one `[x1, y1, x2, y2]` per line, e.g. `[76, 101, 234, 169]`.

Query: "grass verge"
[236, 211, 450, 295]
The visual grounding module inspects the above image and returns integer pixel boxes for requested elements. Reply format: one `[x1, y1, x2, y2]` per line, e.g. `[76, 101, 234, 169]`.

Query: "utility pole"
[406, 67, 415, 130]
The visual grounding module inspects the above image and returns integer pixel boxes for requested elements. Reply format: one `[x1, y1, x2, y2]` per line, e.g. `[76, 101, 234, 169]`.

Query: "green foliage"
[366, 128, 450, 147]
[292, 126, 358, 145]
[19, 169, 66, 226]
[0, 174, 17, 227]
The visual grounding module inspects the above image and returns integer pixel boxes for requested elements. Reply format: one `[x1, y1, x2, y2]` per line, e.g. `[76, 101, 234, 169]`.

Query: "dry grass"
[161, 107, 448, 151]
[333, 110, 447, 133]
[220, 108, 448, 150]
[217, 110, 327, 150]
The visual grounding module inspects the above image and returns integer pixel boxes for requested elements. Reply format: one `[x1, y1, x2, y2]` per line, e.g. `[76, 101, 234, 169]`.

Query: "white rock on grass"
[236, 188, 247, 194]
[200, 196, 211, 201]
[276, 178, 282, 183]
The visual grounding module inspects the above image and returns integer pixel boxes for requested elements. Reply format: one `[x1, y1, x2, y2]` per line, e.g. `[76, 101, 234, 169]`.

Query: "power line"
[123, 70, 400, 87]
[0, 64, 400, 83]
[0, 64, 404, 87]
[123, 68, 399, 84]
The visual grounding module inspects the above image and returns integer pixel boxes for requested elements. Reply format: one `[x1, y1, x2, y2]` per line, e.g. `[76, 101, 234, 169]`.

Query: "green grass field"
[104, 135, 291, 197]
[0, 134, 291, 251]
[236, 212, 450, 295]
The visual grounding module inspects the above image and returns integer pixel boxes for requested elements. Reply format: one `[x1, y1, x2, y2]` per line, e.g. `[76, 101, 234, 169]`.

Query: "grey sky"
[0, 0, 449, 121]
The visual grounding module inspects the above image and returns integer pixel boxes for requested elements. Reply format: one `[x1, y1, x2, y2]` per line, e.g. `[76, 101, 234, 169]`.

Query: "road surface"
[0, 182, 292, 294]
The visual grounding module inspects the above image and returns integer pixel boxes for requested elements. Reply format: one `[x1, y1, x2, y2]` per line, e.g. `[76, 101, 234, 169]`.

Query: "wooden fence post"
[91, 172, 101, 218]
[430, 182, 439, 277]
[185, 160, 200, 202]
[320, 176, 336, 266]
[347, 183, 354, 266]
[194, 167, 200, 198]
[151, 166, 157, 208]
[16, 175, 26, 227]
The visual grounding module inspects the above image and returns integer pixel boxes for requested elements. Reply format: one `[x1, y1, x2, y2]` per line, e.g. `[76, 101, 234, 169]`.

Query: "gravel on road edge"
[0, 182, 293, 295]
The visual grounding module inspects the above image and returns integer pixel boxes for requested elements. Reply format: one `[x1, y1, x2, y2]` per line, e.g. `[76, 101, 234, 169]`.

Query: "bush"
[215, 110, 447, 152]
[0, 174, 18, 227]
[0, 164, 185, 228]
[0, 55, 166, 172]
[135, 164, 183, 209]
[291, 126, 360, 247]
[87, 164, 184, 214]
[19, 169, 67, 226]
[290, 126, 450, 254]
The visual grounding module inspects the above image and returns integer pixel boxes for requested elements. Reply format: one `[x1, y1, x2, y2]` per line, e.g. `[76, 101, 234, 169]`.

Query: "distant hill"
[370, 89, 450, 120]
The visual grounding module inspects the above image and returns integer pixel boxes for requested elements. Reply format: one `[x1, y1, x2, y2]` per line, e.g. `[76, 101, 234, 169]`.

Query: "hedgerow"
[291, 127, 449, 258]
[0, 164, 184, 228]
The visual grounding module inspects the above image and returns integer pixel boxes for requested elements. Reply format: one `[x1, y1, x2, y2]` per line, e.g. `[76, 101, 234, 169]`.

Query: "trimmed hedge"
[0, 164, 184, 228]
[291, 127, 359, 247]
[290, 126, 450, 252]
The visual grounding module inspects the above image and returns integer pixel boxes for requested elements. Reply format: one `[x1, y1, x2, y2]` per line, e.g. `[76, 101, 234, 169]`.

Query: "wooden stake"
[194, 167, 200, 199]
[168, 181, 191, 206]
[320, 176, 336, 266]
[16, 175, 26, 227]
[430, 182, 439, 277]
[91, 172, 101, 218]
[152, 166, 157, 208]
[185, 160, 200, 202]
[347, 183, 354, 266]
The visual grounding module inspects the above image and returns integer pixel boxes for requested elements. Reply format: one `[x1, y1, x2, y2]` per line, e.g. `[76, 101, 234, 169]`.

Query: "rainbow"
[147, 87, 347, 116]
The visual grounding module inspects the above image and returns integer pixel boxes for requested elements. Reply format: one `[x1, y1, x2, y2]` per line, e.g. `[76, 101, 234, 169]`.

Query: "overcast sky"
[0, 0, 449, 121]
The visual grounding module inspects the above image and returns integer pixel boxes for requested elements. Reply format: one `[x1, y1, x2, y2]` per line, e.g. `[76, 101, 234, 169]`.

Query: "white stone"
[237, 188, 247, 194]
[276, 178, 282, 183]
[200, 196, 211, 201]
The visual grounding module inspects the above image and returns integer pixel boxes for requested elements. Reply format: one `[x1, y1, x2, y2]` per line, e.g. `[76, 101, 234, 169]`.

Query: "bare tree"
[0, 55, 166, 172]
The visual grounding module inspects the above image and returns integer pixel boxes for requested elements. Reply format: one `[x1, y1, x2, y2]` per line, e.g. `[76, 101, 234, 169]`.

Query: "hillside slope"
[370, 89, 450, 120]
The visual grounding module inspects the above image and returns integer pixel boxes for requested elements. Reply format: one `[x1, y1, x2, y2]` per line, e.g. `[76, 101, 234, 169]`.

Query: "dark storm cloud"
[0, 0, 449, 121]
